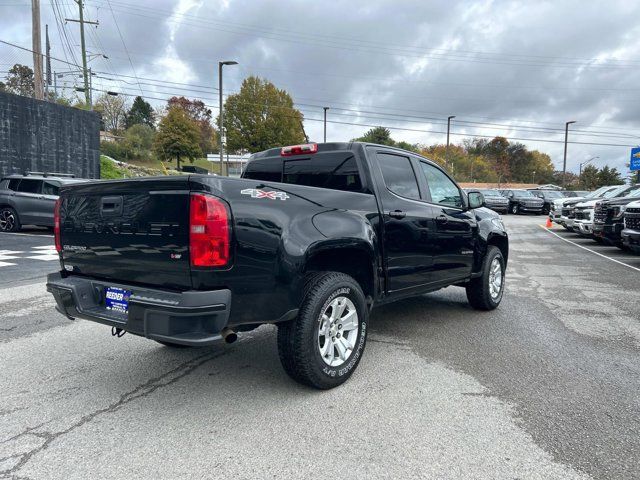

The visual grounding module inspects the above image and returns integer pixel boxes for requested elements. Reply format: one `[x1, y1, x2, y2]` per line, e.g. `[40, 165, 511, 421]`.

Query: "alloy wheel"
[317, 296, 359, 367]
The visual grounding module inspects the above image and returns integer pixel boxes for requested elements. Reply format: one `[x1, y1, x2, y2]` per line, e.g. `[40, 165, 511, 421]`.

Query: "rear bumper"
[621, 228, 640, 253]
[46, 272, 231, 346]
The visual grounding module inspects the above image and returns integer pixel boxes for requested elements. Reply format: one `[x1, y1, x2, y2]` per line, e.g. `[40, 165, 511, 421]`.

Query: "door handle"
[435, 215, 448, 225]
[388, 210, 406, 219]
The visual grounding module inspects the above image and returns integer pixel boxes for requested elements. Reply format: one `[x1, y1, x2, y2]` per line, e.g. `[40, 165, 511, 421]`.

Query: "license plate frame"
[104, 287, 132, 314]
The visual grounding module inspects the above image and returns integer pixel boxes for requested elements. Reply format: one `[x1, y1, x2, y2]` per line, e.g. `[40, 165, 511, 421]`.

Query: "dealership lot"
[0, 215, 638, 479]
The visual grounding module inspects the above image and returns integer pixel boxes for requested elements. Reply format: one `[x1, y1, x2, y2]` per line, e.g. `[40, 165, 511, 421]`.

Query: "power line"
[104, 0, 143, 96]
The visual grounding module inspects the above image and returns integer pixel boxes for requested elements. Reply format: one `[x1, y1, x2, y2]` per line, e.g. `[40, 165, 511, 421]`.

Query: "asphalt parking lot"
[1, 215, 639, 480]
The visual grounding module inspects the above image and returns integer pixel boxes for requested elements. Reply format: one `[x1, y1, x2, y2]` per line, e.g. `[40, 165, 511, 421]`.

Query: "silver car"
[0, 174, 87, 232]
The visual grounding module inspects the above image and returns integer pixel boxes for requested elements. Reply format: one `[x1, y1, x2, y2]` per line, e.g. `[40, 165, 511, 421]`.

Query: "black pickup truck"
[47, 142, 508, 389]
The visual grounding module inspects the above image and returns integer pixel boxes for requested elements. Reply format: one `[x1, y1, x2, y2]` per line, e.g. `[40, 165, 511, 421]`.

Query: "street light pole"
[323, 107, 329, 142]
[446, 115, 455, 169]
[579, 156, 599, 176]
[562, 120, 576, 188]
[218, 60, 238, 176]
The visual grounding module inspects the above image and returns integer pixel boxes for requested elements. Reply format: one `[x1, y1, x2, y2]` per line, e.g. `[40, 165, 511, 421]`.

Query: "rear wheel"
[466, 246, 505, 311]
[277, 272, 368, 389]
[0, 207, 20, 232]
[511, 204, 519, 215]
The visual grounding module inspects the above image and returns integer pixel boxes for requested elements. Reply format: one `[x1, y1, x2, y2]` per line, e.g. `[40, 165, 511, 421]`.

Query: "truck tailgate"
[59, 177, 192, 290]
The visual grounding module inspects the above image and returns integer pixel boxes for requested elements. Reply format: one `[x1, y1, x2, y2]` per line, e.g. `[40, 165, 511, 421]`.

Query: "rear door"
[14, 179, 44, 224]
[60, 178, 192, 290]
[367, 148, 438, 294]
[36, 180, 60, 226]
[416, 161, 476, 282]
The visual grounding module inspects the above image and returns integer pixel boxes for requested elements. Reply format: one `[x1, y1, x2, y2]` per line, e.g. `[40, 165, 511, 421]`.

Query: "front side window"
[377, 153, 420, 199]
[17, 179, 42, 194]
[7, 179, 20, 190]
[419, 162, 462, 208]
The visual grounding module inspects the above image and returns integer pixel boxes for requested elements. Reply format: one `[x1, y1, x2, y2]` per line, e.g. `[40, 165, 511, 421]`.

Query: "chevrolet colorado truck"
[46, 142, 508, 389]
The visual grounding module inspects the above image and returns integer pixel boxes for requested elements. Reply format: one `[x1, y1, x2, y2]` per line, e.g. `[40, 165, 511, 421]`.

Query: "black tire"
[277, 272, 368, 389]
[0, 207, 21, 232]
[466, 246, 505, 311]
[155, 340, 191, 348]
[511, 203, 519, 215]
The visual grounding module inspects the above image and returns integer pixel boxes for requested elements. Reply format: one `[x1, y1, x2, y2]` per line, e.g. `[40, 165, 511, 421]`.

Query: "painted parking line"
[541, 226, 640, 273]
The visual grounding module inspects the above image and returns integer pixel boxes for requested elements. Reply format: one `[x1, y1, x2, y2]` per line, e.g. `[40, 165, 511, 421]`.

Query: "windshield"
[586, 186, 614, 198]
[513, 190, 535, 198]
[604, 185, 629, 198]
[628, 188, 640, 198]
[573, 191, 589, 196]
[543, 191, 564, 199]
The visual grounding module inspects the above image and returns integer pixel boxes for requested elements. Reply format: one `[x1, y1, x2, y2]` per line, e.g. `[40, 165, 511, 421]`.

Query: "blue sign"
[631, 147, 640, 171]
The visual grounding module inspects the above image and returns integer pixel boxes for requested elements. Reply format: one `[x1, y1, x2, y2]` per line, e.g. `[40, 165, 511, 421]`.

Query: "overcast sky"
[2, 0, 640, 176]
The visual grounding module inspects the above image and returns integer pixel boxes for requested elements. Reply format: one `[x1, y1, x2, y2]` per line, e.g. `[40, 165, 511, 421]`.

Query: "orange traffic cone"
[545, 217, 553, 228]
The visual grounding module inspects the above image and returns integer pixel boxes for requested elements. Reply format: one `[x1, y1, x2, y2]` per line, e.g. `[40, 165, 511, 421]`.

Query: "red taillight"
[189, 193, 230, 267]
[54, 198, 62, 253]
[280, 143, 318, 156]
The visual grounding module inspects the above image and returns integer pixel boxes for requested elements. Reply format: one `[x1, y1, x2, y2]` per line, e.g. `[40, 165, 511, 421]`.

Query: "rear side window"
[43, 181, 60, 196]
[283, 154, 362, 192]
[242, 159, 282, 182]
[243, 152, 366, 193]
[7, 179, 20, 190]
[377, 153, 420, 200]
[0, 179, 9, 190]
[17, 179, 42, 194]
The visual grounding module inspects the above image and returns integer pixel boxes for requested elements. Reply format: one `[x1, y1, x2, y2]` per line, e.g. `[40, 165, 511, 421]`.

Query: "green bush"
[100, 156, 127, 179]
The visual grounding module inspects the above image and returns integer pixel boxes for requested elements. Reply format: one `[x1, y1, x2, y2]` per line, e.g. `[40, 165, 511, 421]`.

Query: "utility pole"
[562, 120, 576, 188]
[323, 107, 329, 142]
[218, 60, 238, 176]
[66, 0, 98, 108]
[31, 0, 44, 100]
[446, 115, 455, 170]
[45, 24, 51, 99]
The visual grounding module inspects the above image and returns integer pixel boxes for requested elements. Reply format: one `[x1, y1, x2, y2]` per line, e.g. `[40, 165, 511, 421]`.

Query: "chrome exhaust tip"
[220, 327, 237, 344]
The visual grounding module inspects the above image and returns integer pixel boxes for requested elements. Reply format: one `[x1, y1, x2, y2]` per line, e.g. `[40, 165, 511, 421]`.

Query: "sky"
[2, 0, 640, 177]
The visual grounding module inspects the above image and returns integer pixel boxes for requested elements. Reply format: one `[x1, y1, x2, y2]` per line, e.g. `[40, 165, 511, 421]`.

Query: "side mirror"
[467, 190, 485, 209]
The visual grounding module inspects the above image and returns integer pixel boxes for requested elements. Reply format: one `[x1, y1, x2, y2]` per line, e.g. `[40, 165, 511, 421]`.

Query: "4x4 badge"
[241, 188, 289, 201]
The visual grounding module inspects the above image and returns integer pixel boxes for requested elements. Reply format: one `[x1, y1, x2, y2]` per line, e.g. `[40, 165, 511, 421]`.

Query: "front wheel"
[466, 246, 505, 310]
[0, 207, 21, 232]
[277, 272, 368, 389]
[511, 204, 519, 215]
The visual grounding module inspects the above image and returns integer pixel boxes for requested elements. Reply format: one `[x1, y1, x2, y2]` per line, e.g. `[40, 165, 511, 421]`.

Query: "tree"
[123, 124, 155, 160]
[580, 164, 600, 190]
[167, 96, 216, 154]
[153, 106, 202, 170]
[598, 165, 624, 186]
[353, 126, 395, 146]
[125, 96, 155, 129]
[95, 93, 128, 133]
[222, 76, 305, 153]
[3, 64, 34, 97]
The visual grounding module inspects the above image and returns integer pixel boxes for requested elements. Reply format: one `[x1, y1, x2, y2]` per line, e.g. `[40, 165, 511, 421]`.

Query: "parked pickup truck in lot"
[47, 142, 509, 389]
[621, 200, 640, 253]
[528, 189, 566, 215]
[573, 184, 640, 237]
[554, 185, 620, 231]
[593, 186, 640, 247]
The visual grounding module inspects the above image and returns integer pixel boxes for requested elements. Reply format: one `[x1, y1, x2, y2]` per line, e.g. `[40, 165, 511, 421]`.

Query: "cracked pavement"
[0, 215, 639, 479]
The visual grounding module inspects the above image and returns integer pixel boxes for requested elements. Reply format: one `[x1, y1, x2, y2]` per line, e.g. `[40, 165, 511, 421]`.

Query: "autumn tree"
[153, 106, 202, 170]
[167, 96, 216, 154]
[95, 93, 128, 133]
[222, 76, 305, 153]
[125, 96, 155, 129]
[123, 124, 155, 160]
[2, 64, 34, 97]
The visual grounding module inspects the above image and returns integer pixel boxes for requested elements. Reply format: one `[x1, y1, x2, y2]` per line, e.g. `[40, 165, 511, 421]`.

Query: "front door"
[416, 161, 476, 283]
